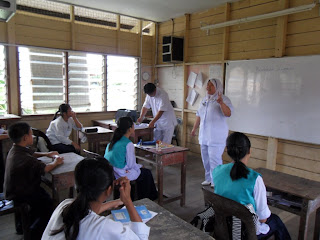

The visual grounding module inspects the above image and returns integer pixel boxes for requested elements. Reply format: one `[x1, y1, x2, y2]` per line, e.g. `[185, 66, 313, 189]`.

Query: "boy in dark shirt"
[4, 122, 64, 239]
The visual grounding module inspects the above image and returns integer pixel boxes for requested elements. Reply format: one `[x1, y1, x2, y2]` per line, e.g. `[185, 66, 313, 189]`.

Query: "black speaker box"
[162, 36, 184, 62]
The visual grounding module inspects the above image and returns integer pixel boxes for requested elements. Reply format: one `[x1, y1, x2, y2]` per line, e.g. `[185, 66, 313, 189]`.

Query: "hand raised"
[217, 92, 224, 105]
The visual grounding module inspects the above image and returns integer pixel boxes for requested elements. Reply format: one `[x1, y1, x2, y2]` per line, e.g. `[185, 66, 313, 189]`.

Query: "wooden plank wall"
[0, 8, 155, 142]
[157, 0, 320, 180]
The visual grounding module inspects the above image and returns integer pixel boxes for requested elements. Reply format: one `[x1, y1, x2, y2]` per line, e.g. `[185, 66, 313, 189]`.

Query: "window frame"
[17, 46, 140, 116]
[0, 45, 9, 115]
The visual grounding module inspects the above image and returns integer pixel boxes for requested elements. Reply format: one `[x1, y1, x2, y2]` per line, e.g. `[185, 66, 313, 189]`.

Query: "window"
[18, 47, 138, 114]
[0, 45, 7, 115]
[19, 47, 65, 114]
[107, 56, 138, 111]
[68, 52, 106, 112]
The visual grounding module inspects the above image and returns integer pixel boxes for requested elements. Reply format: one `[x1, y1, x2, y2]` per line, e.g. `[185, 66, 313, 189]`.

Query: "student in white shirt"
[191, 79, 233, 187]
[42, 158, 150, 240]
[46, 104, 82, 154]
[137, 83, 177, 144]
[213, 132, 291, 239]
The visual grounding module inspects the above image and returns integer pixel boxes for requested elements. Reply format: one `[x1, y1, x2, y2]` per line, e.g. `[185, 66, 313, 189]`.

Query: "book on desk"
[111, 205, 152, 223]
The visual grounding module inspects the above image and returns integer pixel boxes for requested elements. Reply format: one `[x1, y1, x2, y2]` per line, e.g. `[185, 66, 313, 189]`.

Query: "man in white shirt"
[137, 83, 177, 144]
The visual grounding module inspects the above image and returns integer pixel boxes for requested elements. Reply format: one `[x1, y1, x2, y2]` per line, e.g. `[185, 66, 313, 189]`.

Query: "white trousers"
[154, 126, 175, 144]
[200, 144, 226, 184]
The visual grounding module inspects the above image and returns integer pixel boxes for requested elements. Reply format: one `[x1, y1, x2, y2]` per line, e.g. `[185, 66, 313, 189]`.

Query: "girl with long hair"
[42, 158, 150, 240]
[105, 117, 158, 201]
[46, 104, 82, 154]
[213, 132, 291, 239]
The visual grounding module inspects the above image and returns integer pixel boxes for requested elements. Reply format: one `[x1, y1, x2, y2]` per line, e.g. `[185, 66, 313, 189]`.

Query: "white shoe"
[201, 180, 211, 186]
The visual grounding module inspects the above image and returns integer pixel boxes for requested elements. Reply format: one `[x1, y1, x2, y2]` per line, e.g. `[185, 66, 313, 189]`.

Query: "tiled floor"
[0, 154, 316, 239]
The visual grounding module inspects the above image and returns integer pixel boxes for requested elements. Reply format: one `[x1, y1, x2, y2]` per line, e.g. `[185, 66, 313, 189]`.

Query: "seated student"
[105, 117, 158, 201]
[46, 103, 83, 154]
[42, 158, 150, 240]
[213, 132, 291, 240]
[4, 122, 64, 239]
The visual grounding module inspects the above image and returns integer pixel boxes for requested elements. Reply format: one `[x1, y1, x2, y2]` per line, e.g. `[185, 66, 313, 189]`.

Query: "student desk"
[39, 152, 84, 204]
[133, 198, 214, 240]
[0, 114, 21, 126]
[135, 145, 189, 206]
[92, 119, 154, 143]
[256, 168, 320, 240]
[78, 126, 113, 153]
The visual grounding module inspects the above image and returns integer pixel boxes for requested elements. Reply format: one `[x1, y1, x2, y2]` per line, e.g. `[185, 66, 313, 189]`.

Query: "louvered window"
[19, 47, 65, 115]
[68, 52, 106, 112]
[19, 47, 138, 114]
[107, 56, 138, 111]
[0, 45, 7, 115]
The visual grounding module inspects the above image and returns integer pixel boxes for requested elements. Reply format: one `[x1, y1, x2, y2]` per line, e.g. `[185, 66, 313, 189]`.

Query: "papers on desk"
[109, 205, 157, 224]
[134, 123, 149, 129]
[38, 152, 84, 163]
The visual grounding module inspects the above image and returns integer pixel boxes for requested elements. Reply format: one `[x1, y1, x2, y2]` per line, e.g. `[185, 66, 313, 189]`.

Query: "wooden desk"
[133, 198, 214, 240]
[135, 145, 189, 206]
[39, 152, 84, 204]
[256, 168, 320, 240]
[93, 119, 154, 143]
[79, 127, 113, 153]
[0, 114, 21, 126]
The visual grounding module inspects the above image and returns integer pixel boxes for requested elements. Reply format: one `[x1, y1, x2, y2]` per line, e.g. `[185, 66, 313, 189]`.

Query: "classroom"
[0, 0, 319, 239]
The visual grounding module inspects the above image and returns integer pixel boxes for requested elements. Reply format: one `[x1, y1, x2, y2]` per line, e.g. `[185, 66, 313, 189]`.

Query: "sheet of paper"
[186, 89, 199, 106]
[209, 65, 222, 80]
[187, 71, 197, 88]
[195, 72, 203, 88]
[134, 123, 149, 129]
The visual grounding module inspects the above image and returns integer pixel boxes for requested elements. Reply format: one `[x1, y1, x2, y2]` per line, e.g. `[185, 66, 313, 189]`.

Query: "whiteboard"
[225, 55, 320, 145]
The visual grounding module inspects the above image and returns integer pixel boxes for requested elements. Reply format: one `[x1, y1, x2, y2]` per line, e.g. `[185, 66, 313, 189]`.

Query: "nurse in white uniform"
[137, 83, 177, 144]
[191, 79, 233, 187]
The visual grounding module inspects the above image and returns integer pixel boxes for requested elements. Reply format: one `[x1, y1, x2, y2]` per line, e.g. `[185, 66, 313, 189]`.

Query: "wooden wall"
[157, 0, 320, 181]
[0, 8, 155, 144]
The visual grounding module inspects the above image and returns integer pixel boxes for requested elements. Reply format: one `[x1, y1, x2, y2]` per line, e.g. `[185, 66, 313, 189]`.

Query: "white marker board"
[225, 55, 320, 145]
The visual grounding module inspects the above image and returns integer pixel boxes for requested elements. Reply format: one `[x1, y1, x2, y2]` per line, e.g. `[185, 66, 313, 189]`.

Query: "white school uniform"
[196, 94, 233, 184]
[42, 199, 150, 240]
[46, 116, 82, 145]
[143, 87, 177, 144]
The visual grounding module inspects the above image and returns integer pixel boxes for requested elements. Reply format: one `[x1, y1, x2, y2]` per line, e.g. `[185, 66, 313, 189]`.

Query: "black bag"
[190, 206, 215, 232]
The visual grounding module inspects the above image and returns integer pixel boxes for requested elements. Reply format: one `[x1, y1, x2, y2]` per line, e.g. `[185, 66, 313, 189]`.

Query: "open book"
[111, 205, 155, 223]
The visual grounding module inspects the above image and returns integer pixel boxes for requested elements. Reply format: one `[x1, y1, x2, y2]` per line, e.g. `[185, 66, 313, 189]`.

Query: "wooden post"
[275, 0, 289, 57]
[266, 137, 278, 170]
[7, 15, 19, 115]
[181, 14, 190, 147]
[70, 6, 76, 50]
[116, 15, 120, 54]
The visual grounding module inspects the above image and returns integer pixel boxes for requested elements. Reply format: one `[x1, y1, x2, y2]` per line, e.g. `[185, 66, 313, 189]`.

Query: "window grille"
[17, 0, 70, 19]
[19, 47, 65, 115]
[68, 52, 106, 112]
[142, 21, 154, 35]
[0, 45, 7, 115]
[107, 56, 138, 111]
[74, 6, 117, 29]
[120, 16, 140, 33]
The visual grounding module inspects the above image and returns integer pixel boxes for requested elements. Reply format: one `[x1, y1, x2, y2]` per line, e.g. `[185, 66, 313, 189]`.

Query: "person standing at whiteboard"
[191, 79, 233, 187]
[137, 83, 177, 144]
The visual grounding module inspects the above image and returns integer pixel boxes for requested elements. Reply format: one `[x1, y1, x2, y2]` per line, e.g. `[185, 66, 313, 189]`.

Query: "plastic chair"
[31, 128, 53, 152]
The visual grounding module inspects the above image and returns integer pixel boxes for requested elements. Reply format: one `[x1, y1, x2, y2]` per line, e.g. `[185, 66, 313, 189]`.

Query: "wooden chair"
[31, 128, 53, 152]
[202, 187, 258, 240]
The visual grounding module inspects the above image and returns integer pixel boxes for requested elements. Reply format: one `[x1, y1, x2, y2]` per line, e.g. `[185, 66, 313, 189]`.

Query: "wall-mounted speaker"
[162, 36, 184, 63]
[0, 0, 16, 22]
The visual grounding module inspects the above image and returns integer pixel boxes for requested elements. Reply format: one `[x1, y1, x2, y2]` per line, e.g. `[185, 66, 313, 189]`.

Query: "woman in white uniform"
[191, 79, 233, 187]
[42, 158, 150, 240]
